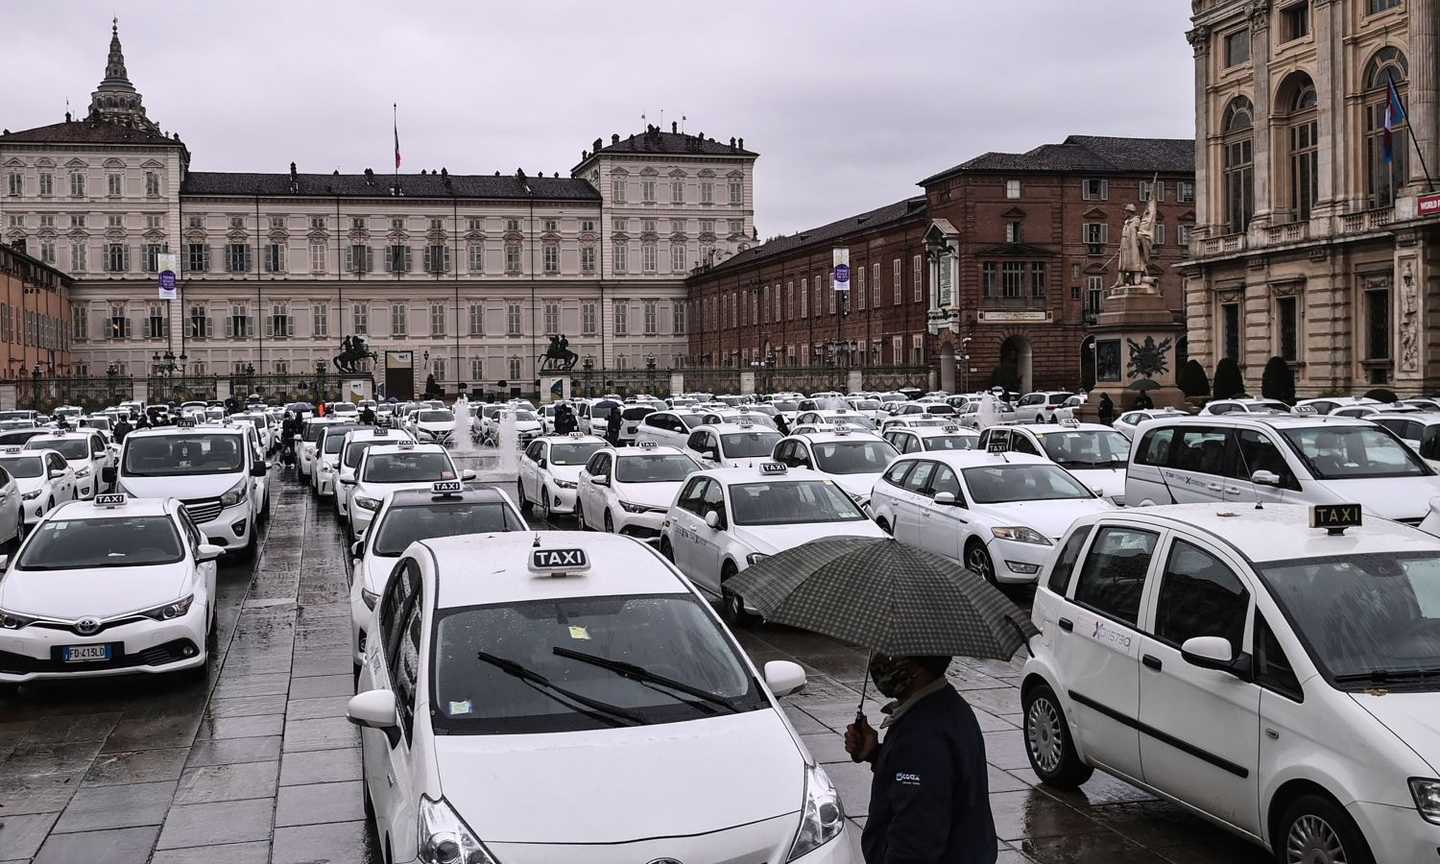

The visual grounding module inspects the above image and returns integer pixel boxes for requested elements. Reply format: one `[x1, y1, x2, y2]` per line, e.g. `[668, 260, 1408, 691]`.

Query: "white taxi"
[312, 422, 362, 498]
[1113, 407, 1189, 440]
[347, 531, 850, 864]
[978, 422, 1131, 504]
[575, 443, 701, 537]
[882, 423, 980, 455]
[771, 428, 898, 512]
[347, 482, 525, 672]
[0, 495, 222, 683]
[0, 447, 76, 528]
[297, 416, 338, 480]
[660, 463, 886, 623]
[1023, 502, 1440, 864]
[23, 429, 113, 500]
[336, 427, 415, 524]
[516, 434, 610, 520]
[869, 450, 1113, 584]
[683, 422, 785, 470]
[349, 441, 472, 540]
[407, 407, 457, 446]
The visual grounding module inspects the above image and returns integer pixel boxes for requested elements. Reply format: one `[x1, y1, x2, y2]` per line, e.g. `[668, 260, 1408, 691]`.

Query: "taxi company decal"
[1091, 619, 1132, 649]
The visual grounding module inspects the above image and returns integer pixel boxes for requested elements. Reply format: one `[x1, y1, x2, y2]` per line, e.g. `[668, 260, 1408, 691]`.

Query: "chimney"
[738, 137, 744, 150]
[594, 137, 602, 152]
[671, 121, 677, 134]
[611, 133, 620, 145]
[729, 137, 736, 150]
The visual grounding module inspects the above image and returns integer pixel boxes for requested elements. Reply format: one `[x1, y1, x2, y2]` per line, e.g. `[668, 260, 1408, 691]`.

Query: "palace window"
[70, 242, 87, 272]
[642, 179, 656, 203]
[1087, 276, 1104, 316]
[109, 303, 130, 339]
[611, 178, 626, 203]
[1223, 96, 1255, 233]
[543, 302, 559, 335]
[312, 303, 328, 337]
[1281, 2, 1310, 41]
[508, 357, 521, 381]
[5, 173, 20, 196]
[143, 243, 165, 273]
[673, 300, 686, 334]
[186, 243, 209, 273]
[107, 173, 123, 197]
[612, 242, 628, 273]
[642, 242, 657, 273]
[188, 305, 210, 339]
[352, 302, 368, 335]
[268, 303, 292, 338]
[265, 242, 285, 273]
[700, 181, 714, 204]
[671, 179, 684, 203]
[1081, 178, 1108, 200]
[1222, 302, 1241, 360]
[226, 243, 251, 273]
[614, 302, 628, 336]
[425, 244, 450, 274]
[69, 172, 85, 197]
[468, 243, 484, 273]
[1364, 47, 1409, 209]
[471, 358, 484, 381]
[1224, 27, 1250, 67]
[1277, 295, 1300, 362]
[1282, 74, 1319, 221]
[106, 243, 129, 273]
[1005, 221, 1022, 243]
[72, 306, 89, 341]
[468, 303, 484, 335]
[506, 303, 522, 336]
[1367, 0, 1401, 12]
[38, 173, 52, 196]
[504, 241, 522, 273]
[1005, 179, 1021, 199]
[728, 178, 743, 205]
[582, 302, 597, 335]
[431, 303, 447, 336]
[309, 242, 326, 272]
[580, 245, 595, 273]
[543, 243, 559, 274]
[145, 303, 167, 340]
[391, 303, 407, 337]
[1031, 262, 1047, 299]
[388, 244, 411, 273]
[228, 303, 251, 339]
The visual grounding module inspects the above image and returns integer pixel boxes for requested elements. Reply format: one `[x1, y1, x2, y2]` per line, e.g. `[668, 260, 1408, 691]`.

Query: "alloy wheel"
[1287, 814, 1348, 864]
[1026, 695, 1063, 773]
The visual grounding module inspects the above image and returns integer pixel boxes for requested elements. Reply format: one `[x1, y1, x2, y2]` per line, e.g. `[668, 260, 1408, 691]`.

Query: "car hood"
[0, 563, 187, 619]
[721, 456, 768, 470]
[1350, 691, 1440, 774]
[1309, 476, 1440, 521]
[119, 474, 240, 499]
[614, 481, 683, 509]
[735, 522, 886, 556]
[417, 422, 455, 432]
[982, 498, 1114, 541]
[826, 472, 883, 499]
[435, 710, 802, 844]
[547, 464, 584, 483]
[1064, 467, 1127, 499]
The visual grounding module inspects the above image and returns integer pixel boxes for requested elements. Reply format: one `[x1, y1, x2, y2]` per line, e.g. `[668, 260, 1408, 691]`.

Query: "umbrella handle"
[849, 711, 872, 763]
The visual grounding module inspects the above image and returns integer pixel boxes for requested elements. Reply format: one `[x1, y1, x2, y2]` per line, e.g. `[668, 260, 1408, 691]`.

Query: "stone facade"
[0, 23, 757, 395]
[1184, 0, 1440, 395]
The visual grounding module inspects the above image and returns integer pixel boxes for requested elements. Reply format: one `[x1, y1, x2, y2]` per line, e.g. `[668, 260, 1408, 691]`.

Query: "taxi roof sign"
[759, 462, 788, 475]
[431, 479, 463, 497]
[374, 427, 389, 436]
[94, 493, 127, 508]
[1311, 503, 1362, 535]
[0, 446, 22, 455]
[637, 440, 657, 448]
[530, 547, 590, 575]
[175, 417, 196, 428]
[397, 439, 415, 449]
[943, 424, 961, 433]
[1060, 418, 1080, 427]
[986, 438, 1009, 453]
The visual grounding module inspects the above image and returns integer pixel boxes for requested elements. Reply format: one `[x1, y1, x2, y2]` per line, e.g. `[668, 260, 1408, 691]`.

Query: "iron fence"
[15, 376, 135, 412]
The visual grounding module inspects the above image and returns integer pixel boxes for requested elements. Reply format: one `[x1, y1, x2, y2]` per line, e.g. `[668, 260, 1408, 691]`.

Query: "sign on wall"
[832, 248, 850, 294]
[157, 253, 178, 301]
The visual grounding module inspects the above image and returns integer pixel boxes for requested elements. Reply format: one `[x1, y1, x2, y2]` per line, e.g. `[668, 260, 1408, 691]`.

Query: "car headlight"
[140, 594, 195, 621]
[553, 479, 576, 489]
[75, 466, 91, 478]
[354, 495, 381, 512]
[417, 795, 499, 864]
[618, 500, 650, 514]
[786, 764, 844, 861]
[746, 552, 770, 565]
[991, 526, 1052, 546]
[361, 588, 380, 610]
[0, 609, 37, 629]
[21, 489, 40, 500]
[219, 478, 248, 508]
[1411, 778, 1440, 824]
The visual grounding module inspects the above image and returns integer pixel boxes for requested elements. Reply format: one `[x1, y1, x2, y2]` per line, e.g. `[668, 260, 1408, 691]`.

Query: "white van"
[106, 422, 269, 557]
[1125, 414, 1440, 527]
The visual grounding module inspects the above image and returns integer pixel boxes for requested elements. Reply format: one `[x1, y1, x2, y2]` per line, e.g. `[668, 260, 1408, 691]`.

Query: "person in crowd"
[280, 411, 301, 466]
[845, 654, 997, 864]
[554, 402, 577, 435]
[359, 404, 376, 425]
[1133, 390, 1153, 411]
[112, 414, 132, 444]
[1097, 392, 1116, 426]
[605, 406, 622, 446]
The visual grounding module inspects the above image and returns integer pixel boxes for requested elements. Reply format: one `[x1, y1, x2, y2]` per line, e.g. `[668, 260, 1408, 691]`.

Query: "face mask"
[869, 655, 914, 699]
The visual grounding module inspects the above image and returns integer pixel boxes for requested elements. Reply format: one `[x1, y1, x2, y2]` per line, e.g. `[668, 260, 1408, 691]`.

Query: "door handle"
[1057, 617, 1073, 632]
[1206, 483, 1222, 492]
[1142, 654, 1163, 671]
[1225, 486, 1242, 495]
[386, 772, 394, 787]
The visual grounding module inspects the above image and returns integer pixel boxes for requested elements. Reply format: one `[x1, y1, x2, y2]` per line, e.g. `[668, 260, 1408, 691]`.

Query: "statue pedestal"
[1080, 283, 1187, 421]
[540, 375, 571, 403]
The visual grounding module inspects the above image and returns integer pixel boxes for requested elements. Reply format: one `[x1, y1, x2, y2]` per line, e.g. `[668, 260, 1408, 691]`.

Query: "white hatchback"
[575, 444, 701, 537]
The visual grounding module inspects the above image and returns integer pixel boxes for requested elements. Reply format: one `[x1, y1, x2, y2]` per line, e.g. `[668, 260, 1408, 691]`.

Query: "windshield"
[962, 465, 1094, 504]
[730, 480, 867, 525]
[1260, 552, 1440, 689]
[0, 411, 31, 421]
[549, 442, 605, 466]
[331, 402, 357, 413]
[80, 418, 111, 431]
[827, 415, 876, 431]
[719, 431, 782, 458]
[771, 400, 799, 413]
[924, 405, 957, 415]
[616, 454, 698, 483]
[621, 407, 655, 421]
[513, 411, 539, 423]
[0, 456, 43, 478]
[1040, 430, 1131, 469]
[372, 503, 523, 556]
[853, 400, 882, 411]
[18, 515, 184, 570]
[431, 593, 765, 733]
[812, 440, 896, 475]
[25, 438, 90, 460]
[590, 402, 619, 421]
[362, 452, 455, 483]
[924, 435, 979, 451]
[1281, 426, 1430, 480]
[676, 414, 706, 430]
[322, 427, 359, 454]
[729, 414, 777, 429]
[123, 434, 245, 476]
[344, 440, 386, 469]
[419, 410, 454, 423]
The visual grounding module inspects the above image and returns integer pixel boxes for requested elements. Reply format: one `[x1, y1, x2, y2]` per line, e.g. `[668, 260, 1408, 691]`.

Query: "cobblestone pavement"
[0, 470, 1271, 864]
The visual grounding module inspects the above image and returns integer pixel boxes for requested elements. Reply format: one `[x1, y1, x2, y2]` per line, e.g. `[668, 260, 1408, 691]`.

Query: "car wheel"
[966, 539, 996, 584]
[1022, 681, 1092, 787]
[516, 480, 530, 514]
[540, 487, 552, 523]
[1278, 793, 1375, 864]
[604, 510, 615, 533]
[659, 538, 674, 561]
[575, 501, 588, 530]
[720, 562, 756, 627]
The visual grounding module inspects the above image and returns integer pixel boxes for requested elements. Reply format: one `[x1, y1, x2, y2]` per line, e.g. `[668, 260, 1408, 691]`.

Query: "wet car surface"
[0, 468, 1270, 864]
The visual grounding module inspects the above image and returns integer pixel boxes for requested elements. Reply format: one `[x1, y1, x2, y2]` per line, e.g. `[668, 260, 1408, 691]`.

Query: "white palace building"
[0, 22, 757, 395]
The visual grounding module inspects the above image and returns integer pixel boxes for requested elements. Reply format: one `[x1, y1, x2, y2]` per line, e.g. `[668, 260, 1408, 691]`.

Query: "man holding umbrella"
[845, 655, 997, 863]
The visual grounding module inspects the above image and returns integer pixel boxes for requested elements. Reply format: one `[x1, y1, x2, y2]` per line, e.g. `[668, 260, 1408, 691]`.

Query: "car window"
[702, 480, 725, 519]
[883, 461, 914, 487]
[1011, 435, 1041, 456]
[677, 478, 708, 515]
[685, 431, 708, 452]
[378, 559, 420, 661]
[391, 591, 423, 743]
[1234, 429, 1297, 488]
[1073, 527, 1159, 626]
[902, 461, 936, 493]
[1254, 613, 1303, 702]
[930, 465, 962, 502]
[1136, 428, 1174, 466]
[1048, 526, 1092, 595]
[1171, 427, 1234, 476]
[1153, 539, 1250, 657]
[1424, 426, 1440, 462]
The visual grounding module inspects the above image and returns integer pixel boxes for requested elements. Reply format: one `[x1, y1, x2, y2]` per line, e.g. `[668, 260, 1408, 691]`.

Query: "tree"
[1213, 357, 1245, 400]
[1260, 356, 1295, 404]
[1362, 388, 1398, 404]
[1178, 358, 1210, 398]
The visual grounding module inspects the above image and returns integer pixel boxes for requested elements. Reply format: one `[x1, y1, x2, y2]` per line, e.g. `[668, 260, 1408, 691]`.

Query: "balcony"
[1265, 221, 1310, 244]
[1198, 232, 1247, 256]
[1340, 206, 1394, 234]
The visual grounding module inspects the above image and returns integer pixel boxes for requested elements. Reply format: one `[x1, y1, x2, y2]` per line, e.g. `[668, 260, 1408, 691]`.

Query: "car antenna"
[1231, 431, 1263, 510]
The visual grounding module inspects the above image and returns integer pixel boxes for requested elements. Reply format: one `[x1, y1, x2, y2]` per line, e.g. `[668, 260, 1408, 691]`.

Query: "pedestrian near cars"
[605, 407, 622, 445]
[1097, 392, 1116, 426]
[774, 413, 790, 436]
[554, 402, 577, 435]
[1133, 390, 1153, 410]
[112, 415, 132, 444]
[845, 654, 997, 864]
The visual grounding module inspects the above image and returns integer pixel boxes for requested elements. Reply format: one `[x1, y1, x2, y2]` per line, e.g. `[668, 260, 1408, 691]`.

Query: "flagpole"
[392, 103, 400, 196]
[1389, 69, 1435, 193]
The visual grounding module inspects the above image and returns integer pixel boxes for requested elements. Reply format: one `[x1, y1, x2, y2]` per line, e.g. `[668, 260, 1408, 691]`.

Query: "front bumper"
[0, 603, 207, 682]
[1347, 799, 1440, 864]
[612, 508, 667, 537]
[987, 537, 1049, 584]
[545, 484, 578, 515]
[197, 502, 252, 551]
[348, 571, 374, 666]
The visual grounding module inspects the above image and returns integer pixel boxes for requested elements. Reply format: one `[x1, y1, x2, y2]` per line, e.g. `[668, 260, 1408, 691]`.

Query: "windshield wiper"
[553, 646, 740, 714]
[474, 650, 642, 727]
[1333, 667, 1440, 685]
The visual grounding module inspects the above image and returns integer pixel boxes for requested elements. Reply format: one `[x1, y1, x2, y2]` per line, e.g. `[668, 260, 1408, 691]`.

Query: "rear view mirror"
[350, 541, 364, 559]
[704, 510, 722, 530]
[1251, 470, 1280, 486]
[764, 660, 807, 697]
[196, 544, 224, 563]
[250, 463, 268, 477]
[460, 469, 476, 481]
[1180, 636, 1250, 680]
[346, 689, 399, 747]
[934, 491, 957, 505]
[592, 474, 609, 487]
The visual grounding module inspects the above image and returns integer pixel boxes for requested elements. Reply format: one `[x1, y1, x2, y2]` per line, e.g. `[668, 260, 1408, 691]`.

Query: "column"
[1312, 0, 1340, 214]
[1249, 7, 1274, 228]
[1187, 24, 1213, 230]
[1407, 0, 1438, 188]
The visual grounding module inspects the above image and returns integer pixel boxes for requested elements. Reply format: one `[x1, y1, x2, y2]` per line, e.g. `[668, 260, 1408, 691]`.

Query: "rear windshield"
[419, 411, 454, 422]
[720, 432, 782, 458]
[549, 442, 606, 466]
[372, 503, 523, 556]
[616, 454, 698, 483]
[362, 452, 455, 483]
[124, 434, 245, 476]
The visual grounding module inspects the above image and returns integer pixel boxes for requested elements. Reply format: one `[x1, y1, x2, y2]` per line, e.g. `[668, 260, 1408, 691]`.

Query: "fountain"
[452, 396, 476, 456]
[446, 396, 519, 483]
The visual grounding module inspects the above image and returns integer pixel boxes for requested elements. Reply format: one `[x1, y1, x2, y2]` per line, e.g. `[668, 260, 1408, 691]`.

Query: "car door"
[873, 460, 913, 535]
[1136, 534, 1260, 833]
[692, 479, 729, 589]
[381, 564, 425, 858]
[1227, 428, 1299, 506]
[521, 440, 544, 499]
[1163, 425, 1236, 503]
[48, 452, 73, 499]
[577, 452, 601, 526]
[920, 464, 967, 560]
[685, 431, 713, 466]
[361, 560, 419, 844]
[1055, 522, 1160, 783]
[669, 477, 709, 579]
[894, 460, 937, 547]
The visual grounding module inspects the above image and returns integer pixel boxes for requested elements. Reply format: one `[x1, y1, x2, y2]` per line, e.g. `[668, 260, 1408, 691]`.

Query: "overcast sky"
[3, 1, 1195, 237]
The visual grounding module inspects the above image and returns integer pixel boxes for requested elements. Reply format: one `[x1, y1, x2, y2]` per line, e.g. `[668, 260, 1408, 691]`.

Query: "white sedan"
[23, 430, 113, 500]
[771, 429, 898, 511]
[0, 448, 75, 527]
[350, 442, 472, 540]
[576, 444, 701, 537]
[0, 495, 222, 683]
[517, 435, 610, 519]
[977, 422, 1131, 504]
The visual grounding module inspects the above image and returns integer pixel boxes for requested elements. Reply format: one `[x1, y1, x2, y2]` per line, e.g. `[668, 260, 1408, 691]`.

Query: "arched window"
[1363, 47, 1409, 208]
[1277, 73, 1319, 220]
[1223, 97, 1255, 233]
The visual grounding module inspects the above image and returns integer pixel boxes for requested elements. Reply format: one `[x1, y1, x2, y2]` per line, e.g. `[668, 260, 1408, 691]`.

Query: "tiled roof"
[696, 195, 928, 277]
[0, 119, 183, 147]
[181, 171, 600, 202]
[920, 135, 1194, 185]
[576, 127, 756, 168]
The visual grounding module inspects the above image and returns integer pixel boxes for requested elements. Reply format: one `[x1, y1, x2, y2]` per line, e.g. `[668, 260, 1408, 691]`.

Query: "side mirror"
[0, 554, 9, 572]
[933, 491, 958, 506]
[706, 449, 719, 461]
[1250, 469, 1280, 487]
[196, 544, 224, 563]
[460, 469, 476, 481]
[250, 462, 268, 477]
[704, 510, 722, 530]
[764, 660, 807, 697]
[350, 541, 364, 559]
[592, 474, 610, 487]
[536, 457, 547, 470]
[1180, 636, 1249, 680]
[346, 689, 400, 747]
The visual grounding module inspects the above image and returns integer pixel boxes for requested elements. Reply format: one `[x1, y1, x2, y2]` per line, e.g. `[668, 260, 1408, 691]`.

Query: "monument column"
[1408, 0, 1438, 189]
[1248, 3, 1274, 229]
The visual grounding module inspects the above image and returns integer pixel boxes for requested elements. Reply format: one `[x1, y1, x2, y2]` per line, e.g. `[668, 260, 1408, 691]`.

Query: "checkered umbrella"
[726, 536, 1037, 660]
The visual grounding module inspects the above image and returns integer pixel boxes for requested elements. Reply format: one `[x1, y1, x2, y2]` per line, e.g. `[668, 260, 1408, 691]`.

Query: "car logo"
[75, 617, 102, 636]
[646, 860, 683, 864]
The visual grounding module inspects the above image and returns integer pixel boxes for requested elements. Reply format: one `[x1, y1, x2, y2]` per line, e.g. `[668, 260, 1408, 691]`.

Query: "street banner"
[832, 248, 850, 293]
[158, 253, 178, 300]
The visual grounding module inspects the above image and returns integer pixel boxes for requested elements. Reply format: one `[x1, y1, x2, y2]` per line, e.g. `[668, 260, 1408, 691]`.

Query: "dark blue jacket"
[861, 684, 997, 864]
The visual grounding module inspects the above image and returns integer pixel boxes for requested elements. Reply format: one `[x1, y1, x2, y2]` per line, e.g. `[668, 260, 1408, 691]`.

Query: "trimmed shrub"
[1178, 358, 1210, 398]
[1213, 357, 1245, 400]
[1260, 356, 1295, 404]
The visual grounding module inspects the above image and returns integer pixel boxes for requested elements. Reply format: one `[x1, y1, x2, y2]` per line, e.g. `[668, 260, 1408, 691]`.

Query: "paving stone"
[213, 673, 291, 699]
[282, 716, 359, 752]
[0, 771, 83, 815]
[0, 811, 59, 859]
[287, 674, 353, 699]
[988, 789, 1104, 842]
[32, 825, 160, 864]
[20, 712, 124, 744]
[206, 693, 289, 719]
[285, 695, 352, 722]
[175, 761, 280, 805]
[53, 780, 176, 833]
[150, 840, 272, 864]
[274, 780, 365, 826]
[2, 739, 106, 777]
[272, 820, 377, 864]
[185, 735, 283, 767]
[84, 748, 190, 786]
[156, 797, 274, 850]
[195, 713, 286, 740]
[278, 747, 363, 786]
[99, 709, 204, 753]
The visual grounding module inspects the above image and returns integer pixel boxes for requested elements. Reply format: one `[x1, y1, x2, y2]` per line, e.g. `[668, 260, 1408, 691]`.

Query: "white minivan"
[1125, 414, 1440, 527]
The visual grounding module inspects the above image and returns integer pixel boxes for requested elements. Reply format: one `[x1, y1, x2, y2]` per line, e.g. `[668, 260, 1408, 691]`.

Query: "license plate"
[62, 644, 111, 663]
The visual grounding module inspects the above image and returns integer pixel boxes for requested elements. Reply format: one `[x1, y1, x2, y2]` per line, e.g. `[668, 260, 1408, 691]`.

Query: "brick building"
[0, 242, 73, 378]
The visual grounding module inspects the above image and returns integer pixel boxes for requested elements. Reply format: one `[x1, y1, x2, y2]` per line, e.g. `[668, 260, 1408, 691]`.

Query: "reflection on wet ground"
[0, 470, 1270, 864]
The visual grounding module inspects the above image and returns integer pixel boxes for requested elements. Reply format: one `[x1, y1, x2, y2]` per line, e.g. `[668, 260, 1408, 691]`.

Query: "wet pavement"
[0, 469, 1271, 864]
